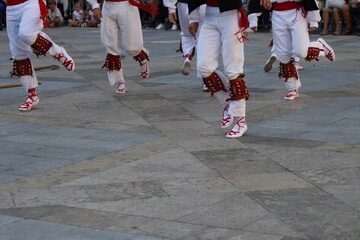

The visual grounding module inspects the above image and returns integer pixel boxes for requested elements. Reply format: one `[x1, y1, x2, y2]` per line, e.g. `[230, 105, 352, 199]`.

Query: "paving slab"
[0, 26, 359, 240]
[248, 188, 360, 240]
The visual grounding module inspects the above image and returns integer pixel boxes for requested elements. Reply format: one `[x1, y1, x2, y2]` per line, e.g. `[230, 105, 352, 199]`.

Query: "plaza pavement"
[0, 27, 359, 240]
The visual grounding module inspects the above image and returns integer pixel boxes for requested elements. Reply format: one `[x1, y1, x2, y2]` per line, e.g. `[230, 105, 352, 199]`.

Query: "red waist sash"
[7, 0, 28, 6]
[273, 1, 303, 11]
[105, 0, 157, 14]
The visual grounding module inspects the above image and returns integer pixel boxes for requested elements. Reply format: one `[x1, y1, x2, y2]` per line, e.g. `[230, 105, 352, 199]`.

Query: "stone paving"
[0, 26, 359, 240]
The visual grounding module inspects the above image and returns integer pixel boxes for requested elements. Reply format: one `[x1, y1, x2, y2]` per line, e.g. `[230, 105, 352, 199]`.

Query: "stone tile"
[155, 177, 240, 197]
[0, 138, 177, 192]
[50, 227, 134, 240]
[175, 135, 248, 152]
[192, 148, 267, 162]
[322, 184, 360, 211]
[121, 99, 175, 109]
[83, 182, 168, 201]
[0, 191, 15, 209]
[0, 153, 74, 178]
[298, 168, 360, 185]
[134, 106, 198, 123]
[239, 135, 324, 149]
[0, 218, 76, 240]
[108, 216, 204, 240]
[11, 187, 89, 207]
[226, 172, 314, 192]
[243, 215, 303, 238]
[181, 227, 283, 240]
[248, 144, 360, 171]
[59, 199, 141, 213]
[39, 207, 122, 229]
[118, 193, 235, 220]
[0, 174, 23, 185]
[248, 188, 360, 240]
[178, 193, 269, 229]
[313, 142, 360, 152]
[180, 227, 245, 240]
[61, 148, 217, 187]
[0, 215, 20, 227]
[0, 205, 66, 220]
[191, 148, 288, 176]
[248, 98, 360, 144]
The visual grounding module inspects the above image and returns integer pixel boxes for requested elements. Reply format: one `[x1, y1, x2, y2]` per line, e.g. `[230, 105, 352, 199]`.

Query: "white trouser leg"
[219, 9, 246, 117]
[271, 45, 276, 57]
[101, 1, 121, 56]
[178, 2, 196, 56]
[117, 2, 145, 57]
[197, 7, 221, 78]
[198, 7, 246, 117]
[6, 1, 39, 91]
[272, 10, 303, 91]
[19, 68, 39, 91]
[101, 1, 125, 85]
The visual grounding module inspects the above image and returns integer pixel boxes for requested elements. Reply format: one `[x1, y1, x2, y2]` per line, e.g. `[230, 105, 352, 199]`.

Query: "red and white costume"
[87, 0, 156, 94]
[270, 0, 335, 100]
[189, 0, 250, 138]
[164, 0, 205, 75]
[6, 0, 75, 111]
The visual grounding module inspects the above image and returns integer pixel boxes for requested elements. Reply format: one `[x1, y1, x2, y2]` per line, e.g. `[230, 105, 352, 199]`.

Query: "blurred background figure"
[0, 0, 5, 31]
[47, 0, 64, 28]
[68, 2, 85, 27]
[321, 0, 351, 35]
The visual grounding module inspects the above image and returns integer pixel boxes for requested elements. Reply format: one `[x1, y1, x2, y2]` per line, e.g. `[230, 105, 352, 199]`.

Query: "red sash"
[106, 0, 158, 14]
[7, 0, 28, 6]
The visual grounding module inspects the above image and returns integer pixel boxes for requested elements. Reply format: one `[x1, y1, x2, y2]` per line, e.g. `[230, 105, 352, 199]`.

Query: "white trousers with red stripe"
[197, 7, 246, 117]
[101, 1, 147, 85]
[272, 9, 325, 91]
[6, 0, 62, 91]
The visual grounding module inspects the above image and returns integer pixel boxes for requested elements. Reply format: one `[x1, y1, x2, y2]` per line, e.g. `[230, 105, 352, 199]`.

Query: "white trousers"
[177, 2, 205, 56]
[197, 7, 246, 117]
[272, 9, 324, 91]
[6, 0, 62, 91]
[101, 1, 147, 85]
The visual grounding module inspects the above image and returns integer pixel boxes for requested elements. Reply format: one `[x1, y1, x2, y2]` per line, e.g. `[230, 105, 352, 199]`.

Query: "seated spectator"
[321, 0, 352, 35]
[68, 2, 85, 27]
[47, 0, 64, 28]
[0, 0, 5, 31]
[85, 5, 100, 27]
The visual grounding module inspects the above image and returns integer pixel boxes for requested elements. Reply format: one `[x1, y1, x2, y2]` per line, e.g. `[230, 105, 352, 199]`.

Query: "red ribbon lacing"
[129, 0, 158, 15]
[234, 9, 250, 43]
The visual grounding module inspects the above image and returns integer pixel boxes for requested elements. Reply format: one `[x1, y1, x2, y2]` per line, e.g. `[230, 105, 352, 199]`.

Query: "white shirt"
[87, 0, 100, 9]
[163, 0, 177, 13]
[48, 7, 63, 22]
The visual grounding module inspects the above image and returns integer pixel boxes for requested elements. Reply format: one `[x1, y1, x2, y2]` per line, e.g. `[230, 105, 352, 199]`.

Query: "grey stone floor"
[0, 27, 359, 240]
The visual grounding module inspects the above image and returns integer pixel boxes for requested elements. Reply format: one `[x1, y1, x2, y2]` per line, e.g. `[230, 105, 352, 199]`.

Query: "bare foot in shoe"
[333, 31, 341, 36]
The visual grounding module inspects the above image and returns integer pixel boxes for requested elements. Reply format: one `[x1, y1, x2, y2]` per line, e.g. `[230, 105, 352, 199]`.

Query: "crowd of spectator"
[0, 0, 359, 35]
